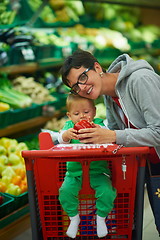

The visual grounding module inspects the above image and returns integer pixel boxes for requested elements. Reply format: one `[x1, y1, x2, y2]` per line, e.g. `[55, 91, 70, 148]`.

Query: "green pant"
[59, 174, 117, 217]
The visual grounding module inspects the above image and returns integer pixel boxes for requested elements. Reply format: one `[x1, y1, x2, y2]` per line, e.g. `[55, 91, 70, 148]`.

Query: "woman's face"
[67, 63, 103, 99]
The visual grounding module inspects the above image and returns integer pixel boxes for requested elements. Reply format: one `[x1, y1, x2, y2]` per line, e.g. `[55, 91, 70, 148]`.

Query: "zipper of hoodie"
[117, 90, 138, 129]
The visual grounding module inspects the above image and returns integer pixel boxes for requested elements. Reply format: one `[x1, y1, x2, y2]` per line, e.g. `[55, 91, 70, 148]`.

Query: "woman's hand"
[77, 128, 116, 144]
[62, 128, 78, 142]
[91, 123, 101, 128]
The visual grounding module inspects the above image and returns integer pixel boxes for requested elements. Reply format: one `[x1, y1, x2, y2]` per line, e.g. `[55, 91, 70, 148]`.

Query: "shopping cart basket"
[22, 132, 149, 240]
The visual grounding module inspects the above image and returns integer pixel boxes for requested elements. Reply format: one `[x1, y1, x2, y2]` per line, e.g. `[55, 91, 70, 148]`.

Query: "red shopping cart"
[22, 132, 149, 240]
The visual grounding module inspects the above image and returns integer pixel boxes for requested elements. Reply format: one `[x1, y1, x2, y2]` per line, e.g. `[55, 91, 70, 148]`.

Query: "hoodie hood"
[107, 54, 154, 84]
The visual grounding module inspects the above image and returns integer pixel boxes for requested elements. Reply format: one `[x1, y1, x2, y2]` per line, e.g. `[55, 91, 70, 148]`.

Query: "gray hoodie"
[105, 54, 160, 158]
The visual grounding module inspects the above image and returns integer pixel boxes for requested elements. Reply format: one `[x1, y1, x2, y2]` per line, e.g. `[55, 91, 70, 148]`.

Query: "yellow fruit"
[0, 138, 11, 149]
[0, 138, 18, 149]
[1, 175, 12, 186]
[0, 102, 10, 112]
[11, 175, 22, 186]
[0, 181, 7, 192]
[0, 163, 6, 175]
[49, 0, 65, 10]
[8, 153, 21, 165]
[0, 145, 7, 155]
[6, 183, 22, 196]
[0, 155, 8, 165]
[15, 168, 26, 180]
[7, 145, 17, 154]
[19, 179, 28, 193]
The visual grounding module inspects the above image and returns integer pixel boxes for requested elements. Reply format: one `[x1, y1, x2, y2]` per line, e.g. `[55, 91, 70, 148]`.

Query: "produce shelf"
[0, 104, 43, 130]
[0, 115, 53, 137]
[0, 92, 67, 134]
[84, 0, 160, 9]
[0, 204, 30, 240]
[0, 59, 63, 75]
[0, 63, 38, 75]
[37, 58, 64, 68]
[4, 192, 28, 212]
[0, 193, 15, 219]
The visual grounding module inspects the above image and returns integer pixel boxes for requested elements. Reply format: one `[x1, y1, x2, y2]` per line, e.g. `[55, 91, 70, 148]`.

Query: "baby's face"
[67, 99, 96, 124]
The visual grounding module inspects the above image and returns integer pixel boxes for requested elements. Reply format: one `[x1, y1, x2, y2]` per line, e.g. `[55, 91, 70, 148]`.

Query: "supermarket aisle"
[13, 188, 159, 240]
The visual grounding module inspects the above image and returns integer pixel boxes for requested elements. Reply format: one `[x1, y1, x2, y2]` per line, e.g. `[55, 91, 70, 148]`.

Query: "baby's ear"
[66, 112, 71, 120]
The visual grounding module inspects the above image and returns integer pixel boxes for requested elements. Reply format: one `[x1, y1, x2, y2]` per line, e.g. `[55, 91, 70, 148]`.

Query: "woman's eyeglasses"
[70, 66, 92, 95]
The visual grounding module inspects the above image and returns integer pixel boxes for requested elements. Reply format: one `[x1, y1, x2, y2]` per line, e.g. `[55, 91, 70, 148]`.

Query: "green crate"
[94, 48, 122, 66]
[8, 47, 36, 65]
[5, 191, 28, 211]
[0, 94, 67, 129]
[0, 103, 43, 129]
[35, 45, 64, 61]
[152, 39, 160, 49]
[42, 19, 76, 28]
[129, 40, 147, 50]
[0, 192, 15, 219]
[0, 204, 29, 229]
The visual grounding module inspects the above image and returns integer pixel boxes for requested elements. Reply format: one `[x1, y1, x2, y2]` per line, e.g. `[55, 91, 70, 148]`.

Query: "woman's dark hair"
[60, 49, 99, 87]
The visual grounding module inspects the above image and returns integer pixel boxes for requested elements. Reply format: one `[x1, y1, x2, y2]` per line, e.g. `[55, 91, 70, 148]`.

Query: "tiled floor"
[13, 188, 160, 240]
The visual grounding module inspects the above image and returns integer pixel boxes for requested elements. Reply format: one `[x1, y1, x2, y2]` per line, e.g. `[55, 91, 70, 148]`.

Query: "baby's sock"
[66, 214, 80, 239]
[96, 215, 108, 238]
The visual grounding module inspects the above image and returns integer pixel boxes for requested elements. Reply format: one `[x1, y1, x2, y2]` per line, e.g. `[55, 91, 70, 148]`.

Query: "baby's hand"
[84, 117, 97, 128]
[62, 128, 78, 142]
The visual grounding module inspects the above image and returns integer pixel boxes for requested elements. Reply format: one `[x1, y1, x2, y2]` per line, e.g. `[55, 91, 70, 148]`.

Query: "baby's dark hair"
[60, 49, 100, 87]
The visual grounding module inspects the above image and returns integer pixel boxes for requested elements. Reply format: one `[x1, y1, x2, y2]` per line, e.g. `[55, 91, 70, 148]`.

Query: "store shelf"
[82, 0, 160, 9]
[0, 107, 66, 138]
[0, 63, 38, 75]
[38, 58, 64, 68]
[0, 58, 63, 75]
[0, 91, 67, 137]
[0, 116, 53, 137]
[0, 204, 30, 240]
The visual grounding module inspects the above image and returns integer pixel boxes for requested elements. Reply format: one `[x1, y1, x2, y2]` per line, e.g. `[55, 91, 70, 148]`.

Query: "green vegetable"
[24, 137, 39, 150]
[0, 75, 32, 109]
[66, 1, 85, 16]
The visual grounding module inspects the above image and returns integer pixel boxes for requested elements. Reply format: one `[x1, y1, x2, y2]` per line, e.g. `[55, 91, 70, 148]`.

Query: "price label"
[21, 47, 35, 61]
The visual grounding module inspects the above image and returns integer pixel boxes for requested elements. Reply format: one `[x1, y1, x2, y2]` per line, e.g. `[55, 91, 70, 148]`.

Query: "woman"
[60, 49, 160, 154]
[60, 48, 160, 234]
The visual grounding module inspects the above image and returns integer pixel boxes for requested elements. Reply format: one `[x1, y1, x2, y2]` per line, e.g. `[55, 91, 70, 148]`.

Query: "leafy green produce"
[0, 76, 32, 109]
[66, 1, 85, 16]
[0, 0, 17, 25]
[125, 28, 142, 42]
[138, 25, 160, 43]
[24, 136, 39, 150]
[95, 103, 106, 119]
[28, 0, 57, 23]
